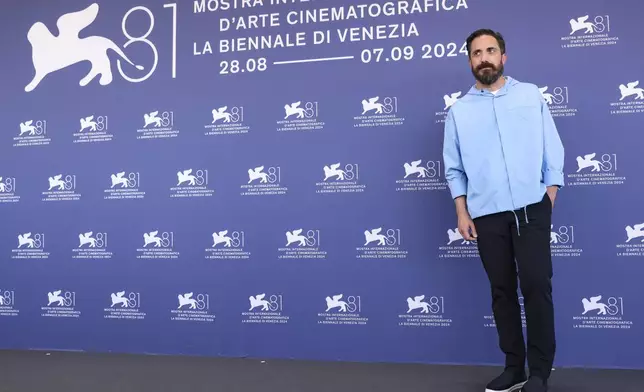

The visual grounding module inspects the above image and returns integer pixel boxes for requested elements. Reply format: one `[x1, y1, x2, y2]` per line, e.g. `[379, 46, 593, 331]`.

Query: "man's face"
[469, 35, 507, 86]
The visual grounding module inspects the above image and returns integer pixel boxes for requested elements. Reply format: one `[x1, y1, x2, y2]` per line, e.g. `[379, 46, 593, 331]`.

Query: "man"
[442, 29, 564, 392]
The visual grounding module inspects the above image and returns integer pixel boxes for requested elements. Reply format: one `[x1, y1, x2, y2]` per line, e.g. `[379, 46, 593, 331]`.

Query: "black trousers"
[473, 192, 555, 380]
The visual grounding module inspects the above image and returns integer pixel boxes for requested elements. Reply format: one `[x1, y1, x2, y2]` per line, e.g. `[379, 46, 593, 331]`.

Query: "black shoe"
[485, 369, 527, 392]
[521, 376, 547, 392]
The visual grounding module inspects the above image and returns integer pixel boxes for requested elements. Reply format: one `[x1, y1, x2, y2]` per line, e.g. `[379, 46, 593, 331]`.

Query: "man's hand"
[546, 186, 558, 208]
[454, 196, 477, 241]
[458, 212, 478, 241]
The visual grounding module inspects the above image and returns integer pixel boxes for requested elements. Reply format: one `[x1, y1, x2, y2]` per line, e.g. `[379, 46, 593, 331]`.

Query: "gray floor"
[0, 350, 642, 391]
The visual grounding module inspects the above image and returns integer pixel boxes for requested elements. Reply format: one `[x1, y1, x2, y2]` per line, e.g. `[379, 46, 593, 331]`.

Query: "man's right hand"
[454, 196, 477, 241]
[457, 213, 478, 241]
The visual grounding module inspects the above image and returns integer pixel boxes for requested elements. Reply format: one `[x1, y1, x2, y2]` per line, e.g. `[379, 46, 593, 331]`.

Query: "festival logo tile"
[241, 165, 288, 196]
[316, 163, 366, 194]
[136, 110, 179, 139]
[550, 224, 583, 258]
[242, 293, 289, 324]
[356, 227, 408, 259]
[170, 169, 214, 198]
[396, 159, 447, 192]
[435, 91, 461, 123]
[538, 85, 578, 117]
[0, 175, 20, 203]
[136, 230, 179, 259]
[616, 222, 644, 257]
[41, 290, 80, 319]
[12, 232, 49, 260]
[438, 228, 479, 259]
[354, 96, 404, 128]
[206, 230, 251, 259]
[609, 80, 644, 116]
[73, 231, 113, 259]
[0, 289, 19, 317]
[205, 105, 250, 136]
[104, 171, 146, 200]
[14, 119, 51, 147]
[171, 292, 216, 323]
[398, 295, 452, 328]
[104, 291, 146, 320]
[560, 14, 619, 49]
[278, 229, 327, 259]
[318, 294, 368, 326]
[42, 174, 82, 202]
[573, 295, 633, 330]
[73, 114, 114, 144]
[566, 152, 626, 187]
[277, 100, 325, 132]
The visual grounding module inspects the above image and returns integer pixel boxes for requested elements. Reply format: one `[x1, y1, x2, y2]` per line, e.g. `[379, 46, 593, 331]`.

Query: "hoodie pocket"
[506, 104, 541, 124]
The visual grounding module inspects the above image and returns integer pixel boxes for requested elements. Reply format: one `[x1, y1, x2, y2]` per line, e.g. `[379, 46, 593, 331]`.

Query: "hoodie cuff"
[448, 178, 467, 199]
[543, 169, 564, 187]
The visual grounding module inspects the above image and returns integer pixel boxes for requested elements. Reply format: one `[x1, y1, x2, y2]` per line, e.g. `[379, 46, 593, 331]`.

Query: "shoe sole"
[485, 381, 527, 392]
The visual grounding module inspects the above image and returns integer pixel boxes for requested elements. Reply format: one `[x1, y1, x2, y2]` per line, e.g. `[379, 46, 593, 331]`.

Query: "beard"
[471, 61, 504, 86]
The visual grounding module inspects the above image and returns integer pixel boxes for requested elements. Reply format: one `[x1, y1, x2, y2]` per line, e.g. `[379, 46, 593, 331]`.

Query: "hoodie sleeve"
[540, 89, 565, 187]
[442, 109, 468, 199]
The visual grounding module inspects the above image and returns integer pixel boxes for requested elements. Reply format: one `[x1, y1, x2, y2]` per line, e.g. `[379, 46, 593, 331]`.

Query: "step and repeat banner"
[1, 0, 643, 369]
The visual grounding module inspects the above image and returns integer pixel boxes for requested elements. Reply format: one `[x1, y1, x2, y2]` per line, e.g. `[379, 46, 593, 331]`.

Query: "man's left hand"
[546, 186, 558, 208]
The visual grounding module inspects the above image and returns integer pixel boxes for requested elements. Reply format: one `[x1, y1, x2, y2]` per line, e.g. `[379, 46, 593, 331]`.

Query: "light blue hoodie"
[442, 76, 564, 223]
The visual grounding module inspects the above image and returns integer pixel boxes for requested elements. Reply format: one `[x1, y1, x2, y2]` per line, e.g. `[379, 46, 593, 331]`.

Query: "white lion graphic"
[24, 3, 143, 92]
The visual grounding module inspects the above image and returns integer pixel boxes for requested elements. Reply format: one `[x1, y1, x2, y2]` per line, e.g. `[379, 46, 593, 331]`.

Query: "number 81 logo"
[24, 3, 178, 92]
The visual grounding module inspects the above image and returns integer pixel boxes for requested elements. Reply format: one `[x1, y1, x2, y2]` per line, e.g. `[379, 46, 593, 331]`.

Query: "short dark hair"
[466, 29, 506, 57]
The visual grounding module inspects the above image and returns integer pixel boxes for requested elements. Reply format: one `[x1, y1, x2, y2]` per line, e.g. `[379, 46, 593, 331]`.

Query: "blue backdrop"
[1, 0, 643, 370]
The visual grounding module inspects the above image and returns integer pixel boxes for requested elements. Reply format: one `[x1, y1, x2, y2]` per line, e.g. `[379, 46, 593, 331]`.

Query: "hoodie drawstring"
[511, 207, 529, 236]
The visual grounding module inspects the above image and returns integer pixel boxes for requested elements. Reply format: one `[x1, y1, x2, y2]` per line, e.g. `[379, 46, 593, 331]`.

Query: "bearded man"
[442, 29, 565, 392]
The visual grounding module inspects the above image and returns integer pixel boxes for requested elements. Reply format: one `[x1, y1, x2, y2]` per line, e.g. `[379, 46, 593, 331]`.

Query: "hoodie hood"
[466, 76, 520, 97]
